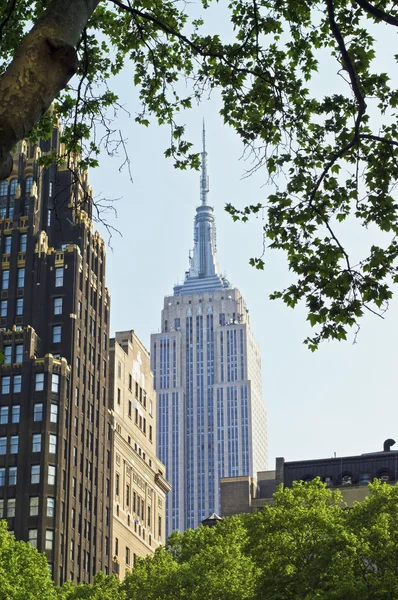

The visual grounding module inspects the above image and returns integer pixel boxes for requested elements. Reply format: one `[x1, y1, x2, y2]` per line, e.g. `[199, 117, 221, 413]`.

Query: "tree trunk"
[0, 0, 101, 180]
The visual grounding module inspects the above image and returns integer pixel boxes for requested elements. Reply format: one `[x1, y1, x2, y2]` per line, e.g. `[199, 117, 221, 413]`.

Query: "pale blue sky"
[90, 4, 398, 469]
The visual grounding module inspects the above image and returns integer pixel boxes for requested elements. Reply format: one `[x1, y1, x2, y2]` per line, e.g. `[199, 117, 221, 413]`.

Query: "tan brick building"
[108, 330, 170, 579]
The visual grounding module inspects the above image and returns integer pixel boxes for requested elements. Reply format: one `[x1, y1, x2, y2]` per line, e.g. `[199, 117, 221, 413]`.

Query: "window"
[126, 484, 130, 507]
[7, 498, 16, 517]
[49, 434, 57, 454]
[158, 516, 162, 538]
[4, 346, 11, 364]
[30, 497, 39, 516]
[115, 473, 119, 496]
[0, 469, 4, 486]
[32, 434, 41, 453]
[53, 297, 62, 315]
[13, 375, 21, 393]
[1, 270, 9, 290]
[35, 373, 44, 391]
[70, 540, 75, 561]
[52, 325, 61, 343]
[9, 467, 17, 486]
[25, 176, 33, 193]
[55, 268, 63, 287]
[115, 538, 119, 556]
[29, 530, 38, 548]
[0, 407, 8, 424]
[33, 403, 43, 421]
[148, 505, 151, 527]
[19, 234, 27, 252]
[72, 477, 76, 497]
[0, 500, 4, 518]
[0, 300, 7, 317]
[0, 437, 6, 455]
[17, 268, 25, 288]
[31, 465, 40, 484]
[71, 508, 76, 528]
[149, 425, 153, 442]
[16, 298, 23, 315]
[4, 237, 11, 254]
[50, 404, 58, 423]
[15, 344, 23, 363]
[117, 388, 121, 405]
[125, 546, 130, 566]
[11, 405, 20, 423]
[1, 376, 10, 395]
[48, 465, 56, 485]
[51, 373, 59, 393]
[0, 181, 7, 196]
[10, 435, 18, 454]
[45, 529, 54, 550]
[47, 497, 55, 518]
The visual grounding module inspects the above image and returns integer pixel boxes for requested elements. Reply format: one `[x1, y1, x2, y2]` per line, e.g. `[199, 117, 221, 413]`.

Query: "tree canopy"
[2, 0, 398, 347]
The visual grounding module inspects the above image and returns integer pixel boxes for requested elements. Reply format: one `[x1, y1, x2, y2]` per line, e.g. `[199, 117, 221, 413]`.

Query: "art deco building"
[150, 126, 267, 534]
[0, 129, 112, 584]
[108, 330, 170, 579]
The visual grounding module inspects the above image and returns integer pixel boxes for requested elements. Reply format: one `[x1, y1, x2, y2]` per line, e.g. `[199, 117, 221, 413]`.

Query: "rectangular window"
[50, 404, 58, 423]
[30, 497, 39, 516]
[126, 484, 130, 507]
[16, 298, 23, 316]
[4, 346, 11, 364]
[49, 434, 57, 454]
[10, 435, 18, 454]
[0, 407, 8, 424]
[0, 468, 5, 486]
[125, 546, 130, 566]
[0, 300, 7, 317]
[7, 498, 16, 517]
[35, 373, 44, 391]
[45, 529, 54, 550]
[0, 437, 6, 455]
[29, 530, 38, 548]
[52, 325, 61, 343]
[32, 434, 41, 453]
[1, 376, 10, 394]
[8, 467, 17, 486]
[51, 373, 59, 393]
[47, 209, 51, 227]
[15, 344, 23, 363]
[31, 465, 40, 484]
[33, 403, 43, 421]
[48, 465, 56, 485]
[55, 268, 63, 287]
[17, 268, 25, 288]
[2, 270, 9, 290]
[19, 234, 27, 252]
[47, 497, 55, 518]
[13, 375, 21, 393]
[4, 237, 11, 254]
[53, 297, 62, 315]
[11, 405, 20, 423]
[0, 499, 3, 518]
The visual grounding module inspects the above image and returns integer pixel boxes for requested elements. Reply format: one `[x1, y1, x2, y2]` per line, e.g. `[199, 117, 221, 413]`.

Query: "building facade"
[220, 439, 398, 516]
[0, 130, 112, 584]
[108, 330, 170, 579]
[151, 126, 267, 534]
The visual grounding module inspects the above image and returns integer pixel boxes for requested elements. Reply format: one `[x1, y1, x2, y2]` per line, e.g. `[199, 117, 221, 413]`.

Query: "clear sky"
[89, 5, 398, 469]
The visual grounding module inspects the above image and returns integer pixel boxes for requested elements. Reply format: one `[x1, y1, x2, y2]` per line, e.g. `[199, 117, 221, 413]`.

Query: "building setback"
[108, 330, 170, 579]
[0, 130, 112, 584]
[150, 125, 267, 534]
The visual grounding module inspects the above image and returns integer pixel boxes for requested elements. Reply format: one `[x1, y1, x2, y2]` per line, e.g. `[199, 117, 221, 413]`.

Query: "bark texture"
[0, 0, 101, 179]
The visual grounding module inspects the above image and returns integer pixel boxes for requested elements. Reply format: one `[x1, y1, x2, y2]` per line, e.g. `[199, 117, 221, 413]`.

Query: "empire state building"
[150, 126, 267, 534]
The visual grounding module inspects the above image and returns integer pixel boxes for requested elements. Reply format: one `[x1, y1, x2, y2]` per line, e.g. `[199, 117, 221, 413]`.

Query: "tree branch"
[0, 0, 100, 179]
[355, 0, 398, 27]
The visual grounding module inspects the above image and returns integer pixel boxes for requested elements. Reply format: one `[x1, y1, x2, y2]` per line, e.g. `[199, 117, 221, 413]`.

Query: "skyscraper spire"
[200, 119, 209, 206]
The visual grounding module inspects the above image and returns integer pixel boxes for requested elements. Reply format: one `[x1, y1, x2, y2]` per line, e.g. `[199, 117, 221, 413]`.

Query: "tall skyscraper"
[151, 125, 267, 534]
[0, 130, 112, 584]
[108, 330, 170, 579]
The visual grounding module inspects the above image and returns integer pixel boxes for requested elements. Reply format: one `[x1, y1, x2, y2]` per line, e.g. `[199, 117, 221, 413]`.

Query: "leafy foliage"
[2, 0, 398, 345]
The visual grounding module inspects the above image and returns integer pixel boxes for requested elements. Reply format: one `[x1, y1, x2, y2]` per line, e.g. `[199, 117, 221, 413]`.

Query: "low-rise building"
[221, 439, 398, 517]
[108, 330, 171, 579]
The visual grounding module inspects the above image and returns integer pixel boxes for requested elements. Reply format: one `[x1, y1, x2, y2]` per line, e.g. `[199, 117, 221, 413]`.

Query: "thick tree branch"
[326, 0, 366, 141]
[355, 0, 398, 26]
[0, 0, 100, 180]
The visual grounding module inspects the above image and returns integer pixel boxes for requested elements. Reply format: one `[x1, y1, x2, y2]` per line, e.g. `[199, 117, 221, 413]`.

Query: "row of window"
[0, 465, 55, 487]
[3, 344, 23, 364]
[0, 435, 19, 454]
[0, 298, 23, 317]
[28, 496, 55, 517]
[1, 373, 60, 395]
[1, 234, 27, 254]
[31, 433, 58, 454]
[1, 268, 25, 290]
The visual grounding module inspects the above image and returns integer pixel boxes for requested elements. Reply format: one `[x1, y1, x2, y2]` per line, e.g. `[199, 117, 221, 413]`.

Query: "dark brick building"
[0, 129, 112, 584]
